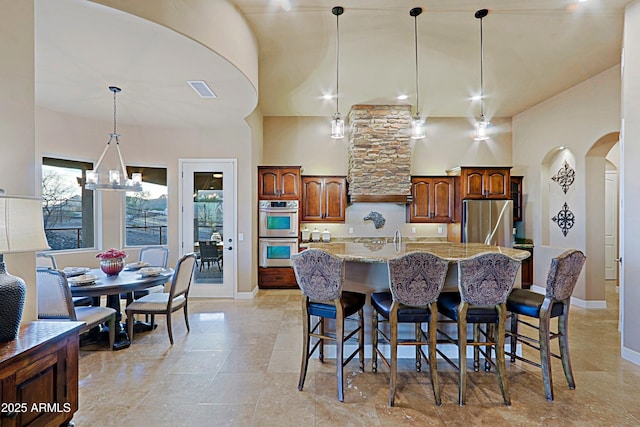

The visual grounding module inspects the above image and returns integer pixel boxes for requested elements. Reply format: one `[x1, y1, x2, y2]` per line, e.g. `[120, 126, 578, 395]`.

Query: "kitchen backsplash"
[301, 202, 447, 239]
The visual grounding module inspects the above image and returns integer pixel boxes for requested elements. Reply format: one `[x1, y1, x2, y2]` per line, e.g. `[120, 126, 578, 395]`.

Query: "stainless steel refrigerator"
[462, 199, 514, 247]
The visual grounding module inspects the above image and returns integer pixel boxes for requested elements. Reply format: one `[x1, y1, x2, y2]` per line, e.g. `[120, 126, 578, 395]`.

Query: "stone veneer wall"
[347, 104, 412, 197]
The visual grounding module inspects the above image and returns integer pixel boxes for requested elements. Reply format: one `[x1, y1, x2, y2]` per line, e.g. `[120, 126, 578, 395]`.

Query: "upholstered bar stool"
[291, 249, 365, 402]
[437, 252, 520, 406]
[371, 252, 449, 406]
[506, 249, 586, 401]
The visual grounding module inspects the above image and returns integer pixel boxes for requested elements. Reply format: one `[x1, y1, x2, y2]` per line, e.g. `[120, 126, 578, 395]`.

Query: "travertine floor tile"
[74, 283, 640, 426]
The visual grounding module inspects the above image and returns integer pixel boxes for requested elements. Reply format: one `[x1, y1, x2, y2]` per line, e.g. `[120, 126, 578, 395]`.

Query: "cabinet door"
[323, 177, 347, 221]
[511, 176, 523, 221]
[409, 178, 433, 222]
[258, 168, 280, 199]
[278, 168, 301, 199]
[485, 169, 510, 199]
[431, 178, 455, 222]
[301, 177, 323, 221]
[461, 169, 486, 199]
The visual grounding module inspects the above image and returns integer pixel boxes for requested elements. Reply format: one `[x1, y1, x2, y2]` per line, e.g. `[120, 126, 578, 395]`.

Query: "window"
[42, 157, 95, 250]
[125, 166, 168, 247]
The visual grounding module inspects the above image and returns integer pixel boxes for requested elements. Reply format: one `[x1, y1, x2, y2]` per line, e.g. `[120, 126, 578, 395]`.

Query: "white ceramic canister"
[310, 227, 321, 242]
[301, 227, 311, 242]
[321, 228, 331, 242]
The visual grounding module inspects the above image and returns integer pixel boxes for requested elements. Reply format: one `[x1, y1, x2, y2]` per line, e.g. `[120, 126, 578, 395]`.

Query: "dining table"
[69, 267, 174, 350]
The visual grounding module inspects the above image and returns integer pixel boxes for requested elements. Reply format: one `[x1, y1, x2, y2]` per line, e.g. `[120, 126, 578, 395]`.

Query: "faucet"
[393, 230, 402, 245]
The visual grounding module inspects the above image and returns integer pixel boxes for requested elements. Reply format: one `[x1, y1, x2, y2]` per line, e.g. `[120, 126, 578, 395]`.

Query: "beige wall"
[0, 0, 38, 322]
[622, 0, 640, 359]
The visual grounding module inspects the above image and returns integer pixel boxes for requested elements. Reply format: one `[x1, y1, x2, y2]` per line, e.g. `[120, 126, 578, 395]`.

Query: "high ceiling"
[35, 0, 631, 128]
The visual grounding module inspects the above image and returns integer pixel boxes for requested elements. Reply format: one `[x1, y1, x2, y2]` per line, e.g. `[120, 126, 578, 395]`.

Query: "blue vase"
[0, 262, 26, 343]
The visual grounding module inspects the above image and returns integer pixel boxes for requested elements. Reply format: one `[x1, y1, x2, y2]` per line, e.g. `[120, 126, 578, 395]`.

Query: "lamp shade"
[0, 196, 50, 254]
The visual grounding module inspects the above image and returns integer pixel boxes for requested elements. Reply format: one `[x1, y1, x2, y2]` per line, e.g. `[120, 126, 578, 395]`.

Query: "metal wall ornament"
[551, 160, 575, 194]
[552, 202, 575, 237]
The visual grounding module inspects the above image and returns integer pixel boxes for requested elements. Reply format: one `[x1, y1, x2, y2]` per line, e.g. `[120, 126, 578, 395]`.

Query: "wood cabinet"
[511, 175, 523, 222]
[258, 166, 301, 200]
[458, 167, 510, 200]
[0, 322, 82, 427]
[517, 246, 534, 289]
[258, 267, 298, 289]
[407, 177, 455, 223]
[301, 176, 347, 222]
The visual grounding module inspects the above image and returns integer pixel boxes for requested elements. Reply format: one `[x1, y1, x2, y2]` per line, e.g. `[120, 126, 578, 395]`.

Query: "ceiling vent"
[187, 80, 216, 98]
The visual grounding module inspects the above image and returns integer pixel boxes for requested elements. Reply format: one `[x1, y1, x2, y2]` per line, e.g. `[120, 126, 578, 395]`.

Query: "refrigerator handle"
[484, 201, 511, 245]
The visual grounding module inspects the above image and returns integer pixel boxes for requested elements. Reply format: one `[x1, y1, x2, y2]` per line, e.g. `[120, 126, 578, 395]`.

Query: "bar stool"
[437, 252, 520, 406]
[506, 249, 586, 401]
[291, 249, 365, 402]
[371, 252, 449, 406]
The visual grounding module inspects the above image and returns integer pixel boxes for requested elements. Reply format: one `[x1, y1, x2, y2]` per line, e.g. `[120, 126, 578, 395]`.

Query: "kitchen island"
[305, 241, 530, 293]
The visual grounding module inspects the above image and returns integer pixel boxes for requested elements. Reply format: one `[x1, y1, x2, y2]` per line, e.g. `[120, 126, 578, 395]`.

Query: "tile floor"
[74, 283, 640, 426]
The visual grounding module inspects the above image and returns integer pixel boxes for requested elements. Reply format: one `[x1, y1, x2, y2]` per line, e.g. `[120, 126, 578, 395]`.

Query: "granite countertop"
[305, 241, 531, 263]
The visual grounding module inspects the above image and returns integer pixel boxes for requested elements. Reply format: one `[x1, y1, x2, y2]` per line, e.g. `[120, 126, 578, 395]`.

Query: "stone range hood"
[347, 105, 413, 203]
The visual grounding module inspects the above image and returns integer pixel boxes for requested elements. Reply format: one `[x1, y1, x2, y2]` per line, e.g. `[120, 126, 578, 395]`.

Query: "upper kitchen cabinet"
[511, 175, 523, 222]
[258, 166, 301, 200]
[453, 167, 511, 200]
[407, 176, 455, 223]
[301, 176, 347, 222]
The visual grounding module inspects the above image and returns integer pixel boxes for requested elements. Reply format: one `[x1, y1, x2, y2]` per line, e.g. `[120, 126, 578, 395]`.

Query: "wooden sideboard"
[0, 321, 82, 427]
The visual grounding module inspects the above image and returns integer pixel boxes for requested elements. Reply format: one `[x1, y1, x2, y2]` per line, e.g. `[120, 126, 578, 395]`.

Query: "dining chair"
[371, 251, 449, 406]
[36, 267, 116, 350]
[291, 248, 365, 402]
[198, 240, 222, 272]
[437, 252, 520, 406]
[505, 249, 586, 401]
[125, 253, 196, 345]
[37, 252, 92, 307]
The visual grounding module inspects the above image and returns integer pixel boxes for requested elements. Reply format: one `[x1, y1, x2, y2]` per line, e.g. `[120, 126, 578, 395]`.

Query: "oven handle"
[259, 208, 299, 214]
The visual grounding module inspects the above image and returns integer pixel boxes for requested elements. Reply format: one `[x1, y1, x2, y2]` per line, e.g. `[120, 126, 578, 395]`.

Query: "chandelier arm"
[113, 135, 129, 177]
[92, 135, 115, 171]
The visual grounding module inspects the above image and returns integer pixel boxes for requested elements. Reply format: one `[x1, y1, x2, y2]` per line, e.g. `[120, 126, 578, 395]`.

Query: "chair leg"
[183, 303, 190, 332]
[509, 313, 518, 362]
[127, 310, 134, 343]
[485, 323, 495, 372]
[495, 304, 511, 406]
[473, 324, 481, 372]
[336, 309, 345, 402]
[415, 323, 422, 372]
[358, 308, 365, 372]
[298, 298, 310, 391]
[428, 303, 441, 406]
[539, 301, 554, 401]
[457, 304, 469, 406]
[372, 309, 379, 373]
[558, 308, 576, 390]
[167, 313, 174, 345]
[319, 317, 325, 363]
[108, 314, 116, 350]
[389, 310, 398, 406]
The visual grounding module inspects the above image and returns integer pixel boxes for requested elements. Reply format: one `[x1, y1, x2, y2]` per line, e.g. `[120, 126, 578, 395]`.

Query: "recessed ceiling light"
[322, 94, 333, 100]
[397, 94, 409, 100]
[187, 80, 216, 98]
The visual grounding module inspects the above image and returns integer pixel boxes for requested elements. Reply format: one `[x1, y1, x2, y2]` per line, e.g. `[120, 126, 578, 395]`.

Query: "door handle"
[615, 257, 622, 263]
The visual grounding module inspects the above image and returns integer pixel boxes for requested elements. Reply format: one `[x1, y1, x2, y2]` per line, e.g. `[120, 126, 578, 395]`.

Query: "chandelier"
[330, 6, 345, 139]
[85, 86, 142, 192]
[410, 7, 425, 140]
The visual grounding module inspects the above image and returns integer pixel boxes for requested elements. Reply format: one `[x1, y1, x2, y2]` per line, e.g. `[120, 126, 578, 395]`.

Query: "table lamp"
[0, 195, 50, 343]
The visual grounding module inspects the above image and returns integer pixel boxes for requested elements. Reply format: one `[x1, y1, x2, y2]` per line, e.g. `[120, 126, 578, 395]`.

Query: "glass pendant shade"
[331, 113, 345, 139]
[474, 117, 490, 141]
[410, 115, 426, 139]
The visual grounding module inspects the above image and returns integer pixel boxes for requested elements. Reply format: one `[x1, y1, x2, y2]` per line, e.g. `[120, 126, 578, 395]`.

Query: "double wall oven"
[258, 200, 299, 267]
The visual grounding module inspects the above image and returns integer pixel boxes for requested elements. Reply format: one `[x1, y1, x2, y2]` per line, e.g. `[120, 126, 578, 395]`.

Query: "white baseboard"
[235, 286, 259, 300]
[622, 345, 640, 366]
[531, 285, 607, 309]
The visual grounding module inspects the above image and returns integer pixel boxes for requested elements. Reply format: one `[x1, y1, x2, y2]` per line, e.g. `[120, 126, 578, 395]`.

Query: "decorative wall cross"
[551, 160, 575, 194]
[552, 202, 575, 237]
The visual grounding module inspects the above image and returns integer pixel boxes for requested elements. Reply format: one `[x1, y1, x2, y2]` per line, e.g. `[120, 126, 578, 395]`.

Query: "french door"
[179, 159, 236, 298]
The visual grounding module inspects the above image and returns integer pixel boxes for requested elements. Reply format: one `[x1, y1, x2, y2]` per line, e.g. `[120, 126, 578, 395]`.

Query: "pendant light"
[330, 6, 345, 139]
[85, 86, 143, 192]
[410, 7, 425, 140]
[474, 8, 490, 141]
